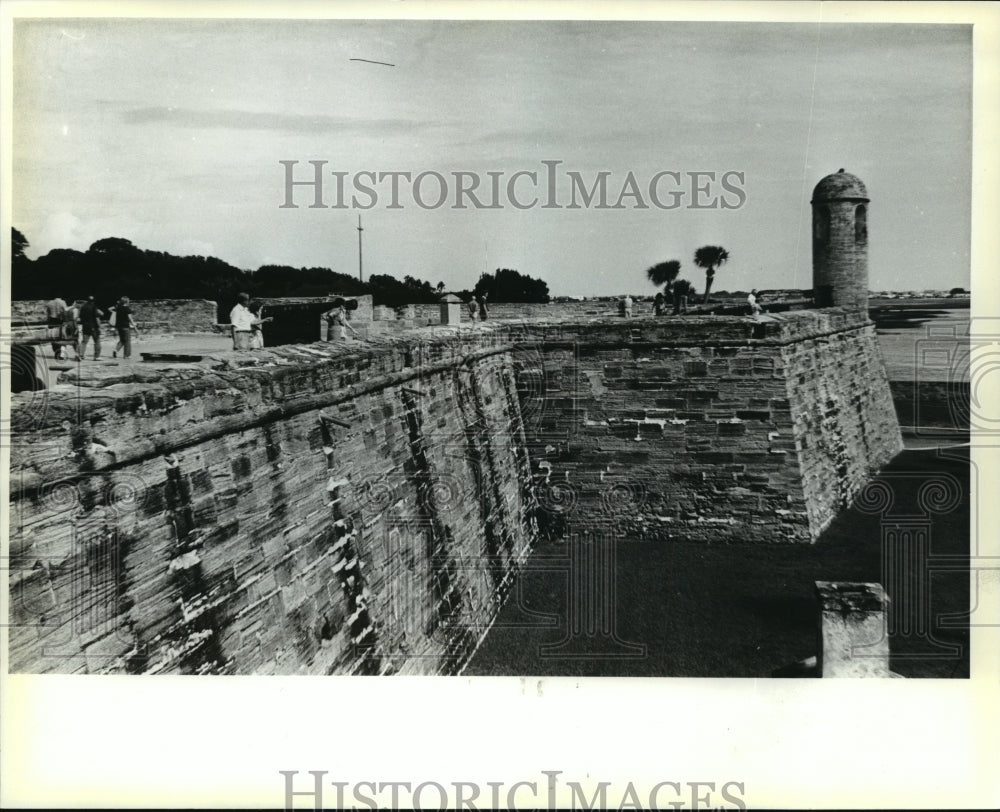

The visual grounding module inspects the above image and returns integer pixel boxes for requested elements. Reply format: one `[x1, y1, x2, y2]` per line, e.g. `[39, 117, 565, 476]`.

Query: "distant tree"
[366, 273, 439, 306]
[473, 268, 549, 303]
[14, 233, 464, 317]
[674, 279, 695, 296]
[88, 237, 139, 255]
[645, 260, 681, 293]
[12, 227, 28, 260]
[693, 245, 729, 304]
[949, 287, 968, 297]
[252, 264, 364, 298]
[11, 228, 35, 298]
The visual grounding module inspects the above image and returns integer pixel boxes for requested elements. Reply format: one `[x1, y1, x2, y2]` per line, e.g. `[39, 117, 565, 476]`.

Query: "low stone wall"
[11, 299, 218, 333]
[407, 301, 626, 324]
[407, 298, 810, 324]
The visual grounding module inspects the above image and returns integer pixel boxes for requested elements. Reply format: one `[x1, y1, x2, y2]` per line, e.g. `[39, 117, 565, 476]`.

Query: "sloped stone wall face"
[7, 310, 900, 674]
[781, 322, 903, 536]
[8, 333, 536, 675]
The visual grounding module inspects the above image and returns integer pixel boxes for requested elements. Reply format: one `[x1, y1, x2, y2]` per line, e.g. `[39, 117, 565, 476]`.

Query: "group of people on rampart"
[228, 292, 360, 351]
[228, 293, 273, 351]
[45, 294, 140, 361]
[466, 290, 489, 322]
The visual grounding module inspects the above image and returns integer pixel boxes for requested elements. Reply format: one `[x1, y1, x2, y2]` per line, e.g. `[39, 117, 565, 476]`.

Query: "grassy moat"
[465, 446, 969, 678]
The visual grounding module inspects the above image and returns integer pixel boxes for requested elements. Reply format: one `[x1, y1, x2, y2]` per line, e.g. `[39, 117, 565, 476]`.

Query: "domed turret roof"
[812, 169, 868, 202]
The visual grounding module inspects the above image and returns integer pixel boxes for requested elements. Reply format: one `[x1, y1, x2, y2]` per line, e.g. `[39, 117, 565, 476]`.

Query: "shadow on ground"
[465, 447, 969, 678]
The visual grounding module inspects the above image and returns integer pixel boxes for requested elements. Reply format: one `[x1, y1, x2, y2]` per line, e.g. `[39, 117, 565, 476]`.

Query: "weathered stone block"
[815, 581, 890, 677]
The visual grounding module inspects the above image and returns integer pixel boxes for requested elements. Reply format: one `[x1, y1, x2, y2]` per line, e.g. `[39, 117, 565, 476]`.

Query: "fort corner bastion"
[7, 170, 902, 675]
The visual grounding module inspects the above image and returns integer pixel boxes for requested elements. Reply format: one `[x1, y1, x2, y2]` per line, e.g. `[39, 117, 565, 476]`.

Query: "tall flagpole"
[357, 215, 364, 282]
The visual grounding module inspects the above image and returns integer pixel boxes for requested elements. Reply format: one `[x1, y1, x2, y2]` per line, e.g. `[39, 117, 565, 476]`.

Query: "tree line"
[10, 228, 550, 317]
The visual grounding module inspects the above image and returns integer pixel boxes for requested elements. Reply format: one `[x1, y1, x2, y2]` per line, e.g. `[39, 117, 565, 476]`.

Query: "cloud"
[34, 212, 95, 254]
[32, 212, 157, 258]
[120, 106, 419, 135]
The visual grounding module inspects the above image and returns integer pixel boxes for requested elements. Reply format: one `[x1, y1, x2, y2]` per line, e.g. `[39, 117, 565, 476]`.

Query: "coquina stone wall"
[8, 331, 536, 675]
[12, 298, 218, 333]
[516, 310, 901, 543]
[7, 310, 901, 674]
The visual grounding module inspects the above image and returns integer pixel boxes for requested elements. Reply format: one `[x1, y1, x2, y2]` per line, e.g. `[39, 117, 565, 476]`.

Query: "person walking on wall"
[653, 291, 665, 317]
[476, 290, 489, 321]
[45, 294, 68, 359]
[623, 294, 633, 318]
[467, 295, 478, 323]
[230, 292, 255, 350]
[64, 300, 82, 359]
[77, 296, 105, 361]
[324, 301, 359, 341]
[111, 296, 140, 359]
[748, 288, 763, 316]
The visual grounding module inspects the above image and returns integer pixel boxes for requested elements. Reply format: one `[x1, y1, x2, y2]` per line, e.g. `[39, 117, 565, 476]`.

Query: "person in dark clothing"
[45, 295, 67, 359]
[476, 290, 489, 320]
[672, 280, 693, 315]
[653, 291, 665, 317]
[78, 296, 105, 360]
[112, 296, 139, 359]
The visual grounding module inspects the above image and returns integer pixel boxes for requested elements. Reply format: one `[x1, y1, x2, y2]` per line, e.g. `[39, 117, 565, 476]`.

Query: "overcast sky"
[13, 19, 971, 296]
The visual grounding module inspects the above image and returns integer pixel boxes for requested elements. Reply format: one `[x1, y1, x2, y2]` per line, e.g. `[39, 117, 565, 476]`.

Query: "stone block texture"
[12, 298, 218, 334]
[516, 310, 901, 544]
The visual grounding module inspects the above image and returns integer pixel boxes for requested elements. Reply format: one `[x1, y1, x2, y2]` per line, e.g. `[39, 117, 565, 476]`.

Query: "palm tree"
[693, 246, 729, 304]
[646, 259, 681, 309]
[645, 259, 681, 290]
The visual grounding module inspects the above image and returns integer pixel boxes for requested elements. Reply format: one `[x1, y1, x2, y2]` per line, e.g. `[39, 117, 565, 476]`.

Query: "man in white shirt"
[230, 292, 254, 350]
[748, 289, 763, 315]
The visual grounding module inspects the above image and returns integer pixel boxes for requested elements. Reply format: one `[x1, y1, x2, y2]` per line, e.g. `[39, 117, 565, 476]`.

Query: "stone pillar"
[439, 294, 463, 325]
[815, 581, 890, 677]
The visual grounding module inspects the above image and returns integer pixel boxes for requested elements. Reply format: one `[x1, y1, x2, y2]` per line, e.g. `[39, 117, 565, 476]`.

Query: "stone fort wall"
[8, 331, 536, 675]
[7, 311, 900, 674]
[517, 310, 900, 543]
